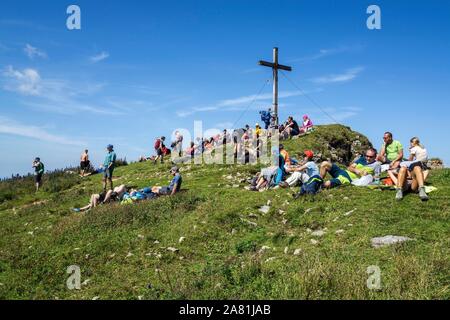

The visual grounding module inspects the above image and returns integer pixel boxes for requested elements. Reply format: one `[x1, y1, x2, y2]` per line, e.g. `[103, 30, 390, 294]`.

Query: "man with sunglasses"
[347, 148, 381, 186]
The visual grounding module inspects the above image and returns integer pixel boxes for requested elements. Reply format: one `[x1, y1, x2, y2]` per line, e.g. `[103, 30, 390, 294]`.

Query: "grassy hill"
[0, 125, 449, 300]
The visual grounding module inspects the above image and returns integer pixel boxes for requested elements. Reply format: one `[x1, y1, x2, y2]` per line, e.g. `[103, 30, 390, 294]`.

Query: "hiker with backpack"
[103, 144, 117, 191]
[395, 137, 429, 201]
[259, 108, 272, 130]
[32, 157, 44, 192]
[154, 136, 166, 164]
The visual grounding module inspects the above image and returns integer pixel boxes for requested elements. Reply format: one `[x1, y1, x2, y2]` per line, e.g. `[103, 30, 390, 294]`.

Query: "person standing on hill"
[32, 157, 45, 192]
[103, 144, 117, 191]
[154, 136, 166, 164]
[80, 149, 90, 177]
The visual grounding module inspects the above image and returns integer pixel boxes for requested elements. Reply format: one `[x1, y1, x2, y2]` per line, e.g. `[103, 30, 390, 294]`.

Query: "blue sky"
[1, 0, 449, 178]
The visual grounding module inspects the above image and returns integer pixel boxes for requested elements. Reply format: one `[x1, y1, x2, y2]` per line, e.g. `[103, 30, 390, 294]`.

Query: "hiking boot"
[279, 181, 289, 188]
[419, 187, 429, 201]
[395, 189, 403, 201]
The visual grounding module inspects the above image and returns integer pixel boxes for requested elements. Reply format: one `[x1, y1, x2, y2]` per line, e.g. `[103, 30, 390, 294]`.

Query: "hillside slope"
[0, 125, 449, 300]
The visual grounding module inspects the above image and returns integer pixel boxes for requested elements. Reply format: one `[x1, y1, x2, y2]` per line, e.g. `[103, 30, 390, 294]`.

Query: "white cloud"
[24, 44, 47, 59]
[311, 67, 364, 84]
[289, 45, 364, 63]
[2, 65, 124, 116]
[177, 90, 308, 117]
[90, 51, 110, 63]
[3, 66, 41, 95]
[0, 116, 85, 146]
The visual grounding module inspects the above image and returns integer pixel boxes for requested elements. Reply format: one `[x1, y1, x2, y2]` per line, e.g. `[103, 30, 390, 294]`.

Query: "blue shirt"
[305, 161, 320, 177]
[169, 173, 182, 192]
[103, 151, 117, 168]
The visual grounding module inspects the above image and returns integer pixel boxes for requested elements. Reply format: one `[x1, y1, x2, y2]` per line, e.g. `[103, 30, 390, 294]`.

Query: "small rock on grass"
[259, 205, 270, 214]
[126, 252, 134, 258]
[371, 235, 414, 248]
[310, 239, 319, 245]
[293, 249, 302, 256]
[344, 209, 356, 216]
[259, 246, 271, 253]
[311, 230, 326, 237]
[179, 237, 185, 243]
[335, 229, 345, 235]
[167, 247, 179, 253]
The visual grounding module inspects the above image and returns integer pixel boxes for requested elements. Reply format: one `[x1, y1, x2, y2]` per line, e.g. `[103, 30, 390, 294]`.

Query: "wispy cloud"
[0, 116, 85, 146]
[2, 65, 123, 116]
[311, 67, 364, 84]
[289, 45, 364, 63]
[90, 51, 110, 63]
[177, 90, 309, 118]
[24, 44, 47, 59]
[3, 66, 41, 95]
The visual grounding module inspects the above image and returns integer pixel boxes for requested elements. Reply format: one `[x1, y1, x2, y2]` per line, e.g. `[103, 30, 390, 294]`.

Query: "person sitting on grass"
[320, 161, 353, 189]
[282, 116, 300, 139]
[72, 184, 128, 212]
[395, 137, 429, 201]
[151, 166, 183, 196]
[377, 132, 404, 171]
[247, 147, 286, 191]
[280, 150, 318, 188]
[299, 115, 314, 134]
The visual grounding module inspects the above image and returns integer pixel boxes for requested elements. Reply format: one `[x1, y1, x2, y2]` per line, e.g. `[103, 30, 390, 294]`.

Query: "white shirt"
[410, 146, 428, 162]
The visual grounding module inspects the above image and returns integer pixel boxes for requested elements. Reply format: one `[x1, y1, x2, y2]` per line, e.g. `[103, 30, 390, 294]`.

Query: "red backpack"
[154, 139, 161, 149]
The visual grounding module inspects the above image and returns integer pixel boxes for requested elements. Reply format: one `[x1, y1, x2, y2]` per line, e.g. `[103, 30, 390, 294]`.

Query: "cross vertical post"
[258, 47, 292, 127]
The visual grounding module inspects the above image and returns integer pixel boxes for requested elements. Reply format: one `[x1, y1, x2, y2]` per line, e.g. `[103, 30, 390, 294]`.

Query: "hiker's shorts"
[329, 175, 351, 188]
[401, 160, 428, 172]
[35, 173, 42, 184]
[104, 168, 114, 179]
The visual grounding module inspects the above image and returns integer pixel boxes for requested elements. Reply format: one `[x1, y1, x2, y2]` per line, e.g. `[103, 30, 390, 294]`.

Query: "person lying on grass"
[346, 148, 382, 186]
[72, 184, 129, 212]
[151, 166, 183, 196]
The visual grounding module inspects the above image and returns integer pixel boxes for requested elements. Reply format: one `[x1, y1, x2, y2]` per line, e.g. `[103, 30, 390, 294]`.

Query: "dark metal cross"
[259, 47, 292, 127]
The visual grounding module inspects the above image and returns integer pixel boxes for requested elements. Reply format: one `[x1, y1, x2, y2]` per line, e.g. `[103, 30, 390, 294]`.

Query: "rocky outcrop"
[285, 124, 373, 165]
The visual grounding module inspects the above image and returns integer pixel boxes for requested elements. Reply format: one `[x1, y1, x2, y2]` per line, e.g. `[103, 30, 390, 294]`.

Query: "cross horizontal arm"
[258, 60, 292, 71]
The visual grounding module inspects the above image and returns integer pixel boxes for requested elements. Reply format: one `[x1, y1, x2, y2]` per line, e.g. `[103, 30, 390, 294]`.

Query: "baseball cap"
[304, 150, 314, 158]
[107, 144, 114, 149]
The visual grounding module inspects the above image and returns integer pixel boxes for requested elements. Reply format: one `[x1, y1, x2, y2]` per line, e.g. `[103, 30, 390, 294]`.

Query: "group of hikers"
[31, 108, 432, 208]
[139, 112, 315, 165]
[245, 131, 430, 201]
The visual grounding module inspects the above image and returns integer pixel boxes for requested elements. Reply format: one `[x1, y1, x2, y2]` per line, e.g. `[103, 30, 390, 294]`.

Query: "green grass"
[0, 125, 449, 300]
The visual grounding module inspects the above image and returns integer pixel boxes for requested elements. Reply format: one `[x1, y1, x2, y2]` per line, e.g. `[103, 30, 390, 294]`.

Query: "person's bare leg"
[396, 167, 408, 200]
[388, 170, 398, 186]
[413, 166, 429, 201]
